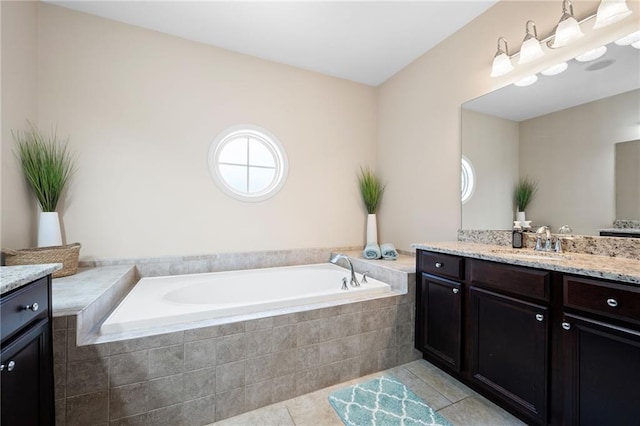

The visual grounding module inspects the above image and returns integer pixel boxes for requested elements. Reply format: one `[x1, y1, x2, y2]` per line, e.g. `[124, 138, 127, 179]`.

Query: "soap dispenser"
[512, 221, 523, 248]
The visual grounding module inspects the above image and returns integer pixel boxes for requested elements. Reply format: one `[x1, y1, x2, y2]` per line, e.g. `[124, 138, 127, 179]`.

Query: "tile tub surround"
[458, 229, 640, 260]
[412, 241, 640, 285]
[0, 263, 61, 295]
[51, 292, 420, 425]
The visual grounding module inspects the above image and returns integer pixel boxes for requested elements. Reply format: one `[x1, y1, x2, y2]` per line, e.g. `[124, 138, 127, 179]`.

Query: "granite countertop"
[412, 241, 640, 285]
[597, 228, 640, 234]
[0, 263, 62, 295]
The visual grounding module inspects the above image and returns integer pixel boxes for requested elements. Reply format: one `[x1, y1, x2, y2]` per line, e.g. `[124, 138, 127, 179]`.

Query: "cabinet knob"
[24, 302, 39, 312]
[606, 298, 618, 308]
[562, 322, 571, 330]
[452, 288, 459, 294]
[535, 314, 544, 322]
[435, 262, 443, 268]
[0, 361, 15, 372]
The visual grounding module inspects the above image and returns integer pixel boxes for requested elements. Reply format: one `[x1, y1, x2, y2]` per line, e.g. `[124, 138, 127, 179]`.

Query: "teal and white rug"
[328, 375, 452, 426]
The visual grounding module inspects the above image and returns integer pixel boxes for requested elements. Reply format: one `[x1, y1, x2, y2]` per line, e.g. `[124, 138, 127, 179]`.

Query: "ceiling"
[47, 1, 498, 86]
[463, 41, 640, 122]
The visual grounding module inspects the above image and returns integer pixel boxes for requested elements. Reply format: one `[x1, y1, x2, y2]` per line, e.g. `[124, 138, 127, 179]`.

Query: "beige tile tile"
[54, 363, 66, 400]
[109, 350, 149, 387]
[245, 354, 274, 385]
[438, 396, 527, 426]
[183, 395, 216, 425]
[148, 374, 184, 410]
[211, 402, 293, 426]
[285, 392, 343, 426]
[216, 360, 245, 393]
[55, 398, 66, 426]
[245, 317, 273, 331]
[146, 403, 184, 426]
[185, 324, 221, 342]
[109, 382, 148, 420]
[274, 349, 297, 377]
[66, 390, 109, 426]
[67, 331, 110, 361]
[297, 344, 321, 370]
[185, 338, 216, 371]
[109, 332, 184, 355]
[53, 316, 68, 330]
[215, 387, 245, 420]
[66, 358, 109, 396]
[272, 373, 296, 403]
[396, 322, 413, 346]
[184, 367, 216, 400]
[272, 325, 296, 351]
[397, 344, 422, 365]
[294, 368, 320, 396]
[406, 360, 473, 403]
[53, 329, 67, 364]
[359, 327, 395, 352]
[385, 367, 453, 411]
[109, 413, 147, 426]
[333, 312, 362, 338]
[245, 329, 273, 358]
[148, 344, 183, 379]
[378, 347, 397, 371]
[245, 379, 274, 411]
[217, 334, 247, 365]
[218, 321, 246, 336]
[362, 306, 398, 332]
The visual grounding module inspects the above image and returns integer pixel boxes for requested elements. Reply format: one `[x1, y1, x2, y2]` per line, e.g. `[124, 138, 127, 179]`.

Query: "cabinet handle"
[24, 302, 39, 312]
[562, 322, 571, 330]
[606, 298, 618, 308]
[535, 314, 544, 321]
[435, 262, 443, 268]
[0, 361, 15, 372]
[452, 288, 459, 294]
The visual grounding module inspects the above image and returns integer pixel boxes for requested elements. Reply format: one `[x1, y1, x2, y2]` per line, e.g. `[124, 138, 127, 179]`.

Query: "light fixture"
[575, 46, 608, 62]
[490, 37, 513, 77]
[615, 31, 640, 46]
[514, 74, 538, 87]
[541, 62, 569, 76]
[632, 40, 640, 49]
[519, 21, 545, 65]
[593, 0, 632, 29]
[550, 0, 584, 48]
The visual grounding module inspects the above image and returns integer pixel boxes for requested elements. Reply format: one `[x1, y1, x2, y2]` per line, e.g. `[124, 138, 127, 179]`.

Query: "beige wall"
[520, 90, 640, 235]
[1, 0, 39, 249]
[34, 3, 377, 259]
[377, 0, 639, 249]
[461, 109, 519, 230]
[616, 139, 640, 220]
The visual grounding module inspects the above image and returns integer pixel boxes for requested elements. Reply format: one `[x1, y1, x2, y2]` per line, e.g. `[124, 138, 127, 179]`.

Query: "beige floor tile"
[284, 392, 343, 426]
[406, 360, 473, 403]
[384, 366, 453, 411]
[437, 396, 527, 426]
[210, 402, 294, 426]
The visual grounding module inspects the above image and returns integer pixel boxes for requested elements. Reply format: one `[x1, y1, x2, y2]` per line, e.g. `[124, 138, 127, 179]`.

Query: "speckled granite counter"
[412, 241, 640, 286]
[0, 263, 62, 295]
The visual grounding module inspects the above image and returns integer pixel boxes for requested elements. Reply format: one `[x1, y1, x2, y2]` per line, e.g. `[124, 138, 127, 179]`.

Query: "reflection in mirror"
[461, 41, 640, 236]
[616, 140, 640, 220]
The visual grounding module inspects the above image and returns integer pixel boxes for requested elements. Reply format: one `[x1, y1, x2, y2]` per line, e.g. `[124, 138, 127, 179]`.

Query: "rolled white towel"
[380, 243, 398, 260]
[363, 243, 381, 260]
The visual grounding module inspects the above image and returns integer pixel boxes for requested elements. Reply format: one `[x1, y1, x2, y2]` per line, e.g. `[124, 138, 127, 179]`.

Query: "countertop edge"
[0, 263, 63, 295]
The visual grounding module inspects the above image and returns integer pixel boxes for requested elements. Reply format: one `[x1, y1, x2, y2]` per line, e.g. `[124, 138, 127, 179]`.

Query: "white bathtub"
[101, 263, 391, 334]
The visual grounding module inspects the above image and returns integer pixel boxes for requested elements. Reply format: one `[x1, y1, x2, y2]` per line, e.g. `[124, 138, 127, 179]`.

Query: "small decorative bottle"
[512, 222, 523, 249]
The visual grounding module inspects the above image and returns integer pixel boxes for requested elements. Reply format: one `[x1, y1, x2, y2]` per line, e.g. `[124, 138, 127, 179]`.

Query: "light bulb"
[514, 75, 538, 87]
[575, 46, 608, 62]
[541, 62, 569, 76]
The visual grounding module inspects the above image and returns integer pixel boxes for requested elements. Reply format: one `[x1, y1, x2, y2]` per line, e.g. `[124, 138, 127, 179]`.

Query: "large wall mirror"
[461, 41, 640, 236]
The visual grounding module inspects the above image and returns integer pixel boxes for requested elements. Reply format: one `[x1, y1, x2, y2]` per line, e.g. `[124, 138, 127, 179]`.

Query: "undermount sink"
[489, 247, 571, 261]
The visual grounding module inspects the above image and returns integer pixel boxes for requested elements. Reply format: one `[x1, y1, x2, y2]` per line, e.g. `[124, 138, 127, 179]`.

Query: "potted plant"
[13, 123, 76, 247]
[514, 177, 539, 223]
[358, 166, 386, 244]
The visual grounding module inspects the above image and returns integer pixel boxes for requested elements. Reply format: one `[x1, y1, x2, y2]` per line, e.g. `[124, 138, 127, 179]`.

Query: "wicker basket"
[3, 243, 81, 278]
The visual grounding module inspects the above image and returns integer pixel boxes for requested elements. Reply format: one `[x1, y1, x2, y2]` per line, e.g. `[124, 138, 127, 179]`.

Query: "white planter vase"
[366, 213, 378, 244]
[516, 211, 526, 223]
[38, 212, 62, 247]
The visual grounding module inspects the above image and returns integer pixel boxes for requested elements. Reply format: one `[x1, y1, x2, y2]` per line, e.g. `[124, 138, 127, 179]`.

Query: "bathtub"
[101, 263, 392, 334]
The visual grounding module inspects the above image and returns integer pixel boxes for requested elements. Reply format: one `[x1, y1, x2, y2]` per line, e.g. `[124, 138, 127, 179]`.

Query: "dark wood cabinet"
[561, 314, 640, 426]
[1, 275, 54, 426]
[416, 273, 462, 372]
[470, 286, 548, 424]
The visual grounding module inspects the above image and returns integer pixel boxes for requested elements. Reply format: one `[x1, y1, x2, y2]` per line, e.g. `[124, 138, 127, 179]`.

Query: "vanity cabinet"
[0, 275, 55, 425]
[561, 276, 640, 426]
[415, 249, 640, 426]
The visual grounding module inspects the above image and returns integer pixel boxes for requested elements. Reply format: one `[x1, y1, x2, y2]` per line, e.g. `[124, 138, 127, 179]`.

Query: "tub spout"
[330, 254, 360, 287]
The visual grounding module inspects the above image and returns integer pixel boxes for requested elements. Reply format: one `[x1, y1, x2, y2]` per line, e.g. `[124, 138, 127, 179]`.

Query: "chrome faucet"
[330, 254, 360, 287]
[535, 226, 562, 253]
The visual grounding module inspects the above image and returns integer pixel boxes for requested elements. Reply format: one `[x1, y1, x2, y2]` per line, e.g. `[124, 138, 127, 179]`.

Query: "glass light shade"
[593, 0, 632, 29]
[514, 74, 538, 87]
[491, 53, 513, 77]
[615, 31, 640, 46]
[519, 37, 545, 64]
[541, 62, 569, 76]
[632, 40, 640, 49]
[575, 46, 608, 62]
[551, 16, 584, 48]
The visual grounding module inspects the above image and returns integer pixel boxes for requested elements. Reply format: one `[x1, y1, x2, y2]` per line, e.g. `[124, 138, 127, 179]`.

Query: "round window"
[208, 125, 288, 202]
[461, 156, 475, 204]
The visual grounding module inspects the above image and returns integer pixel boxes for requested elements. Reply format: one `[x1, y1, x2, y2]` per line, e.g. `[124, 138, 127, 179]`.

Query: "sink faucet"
[535, 226, 550, 251]
[330, 254, 360, 287]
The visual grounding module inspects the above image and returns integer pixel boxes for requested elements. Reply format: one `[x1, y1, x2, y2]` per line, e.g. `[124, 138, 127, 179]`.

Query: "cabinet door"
[416, 273, 462, 371]
[562, 314, 640, 426]
[1, 319, 54, 426]
[470, 287, 548, 425]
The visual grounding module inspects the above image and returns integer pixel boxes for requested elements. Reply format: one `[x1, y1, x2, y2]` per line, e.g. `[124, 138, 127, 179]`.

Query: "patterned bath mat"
[328, 375, 452, 426]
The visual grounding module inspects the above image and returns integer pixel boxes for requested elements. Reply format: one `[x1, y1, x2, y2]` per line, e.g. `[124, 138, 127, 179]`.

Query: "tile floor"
[210, 359, 526, 426]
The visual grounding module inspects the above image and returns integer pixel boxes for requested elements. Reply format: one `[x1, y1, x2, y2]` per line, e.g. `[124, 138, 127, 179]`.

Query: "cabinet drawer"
[564, 276, 640, 324]
[470, 259, 550, 302]
[419, 251, 464, 280]
[1, 277, 49, 343]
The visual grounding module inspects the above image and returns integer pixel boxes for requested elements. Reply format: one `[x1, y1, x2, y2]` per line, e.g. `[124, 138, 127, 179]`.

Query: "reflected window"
[209, 126, 288, 202]
[461, 156, 475, 204]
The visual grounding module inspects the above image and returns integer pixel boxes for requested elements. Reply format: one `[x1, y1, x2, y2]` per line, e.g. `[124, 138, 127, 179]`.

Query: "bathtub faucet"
[330, 254, 360, 287]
